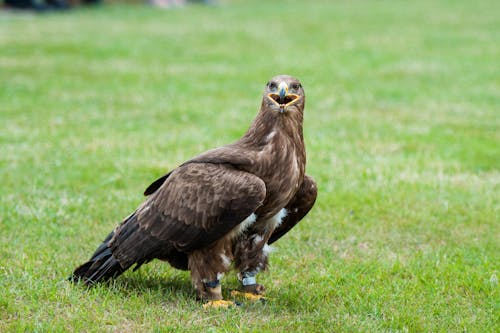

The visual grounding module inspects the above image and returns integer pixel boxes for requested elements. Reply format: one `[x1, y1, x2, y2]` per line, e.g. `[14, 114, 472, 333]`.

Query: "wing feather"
[137, 163, 266, 252]
[268, 175, 317, 244]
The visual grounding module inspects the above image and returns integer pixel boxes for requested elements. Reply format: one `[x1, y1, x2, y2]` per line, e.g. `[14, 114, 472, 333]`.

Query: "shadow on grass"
[68, 267, 305, 310]
[68, 270, 197, 305]
[69, 273, 319, 313]
[116, 273, 195, 300]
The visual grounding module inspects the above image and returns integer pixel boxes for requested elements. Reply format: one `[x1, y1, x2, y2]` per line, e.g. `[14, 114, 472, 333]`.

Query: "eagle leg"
[233, 235, 270, 297]
[232, 176, 317, 298]
[237, 270, 266, 294]
[188, 242, 232, 301]
[231, 271, 266, 302]
[202, 280, 223, 300]
[199, 281, 242, 308]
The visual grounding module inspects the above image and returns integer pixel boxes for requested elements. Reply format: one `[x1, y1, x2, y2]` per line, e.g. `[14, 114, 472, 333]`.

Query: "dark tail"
[70, 211, 185, 284]
[70, 231, 127, 285]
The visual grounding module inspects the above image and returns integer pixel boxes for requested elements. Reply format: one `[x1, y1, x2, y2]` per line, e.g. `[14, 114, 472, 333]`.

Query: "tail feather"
[70, 231, 128, 285]
[70, 211, 184, 285]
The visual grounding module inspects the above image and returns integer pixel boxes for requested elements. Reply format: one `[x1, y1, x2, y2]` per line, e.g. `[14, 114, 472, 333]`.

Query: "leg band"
[240, 271, 257, 286]
[204, 279, 220, 288]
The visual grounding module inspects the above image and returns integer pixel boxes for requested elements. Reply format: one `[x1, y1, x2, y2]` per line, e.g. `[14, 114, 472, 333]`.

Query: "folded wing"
[110, 163, 266, 268]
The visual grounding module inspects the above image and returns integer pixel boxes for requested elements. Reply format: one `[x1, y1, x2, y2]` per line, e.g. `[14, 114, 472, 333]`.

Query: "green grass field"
[1, 0, 499, 331]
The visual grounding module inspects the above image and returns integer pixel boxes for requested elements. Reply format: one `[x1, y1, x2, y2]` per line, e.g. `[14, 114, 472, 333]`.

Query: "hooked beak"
[278, 82, 288, 104]
[267, 82, 300, 113]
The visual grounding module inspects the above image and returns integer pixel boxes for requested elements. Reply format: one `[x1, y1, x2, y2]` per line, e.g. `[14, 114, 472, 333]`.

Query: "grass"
[1, 0, 499, 331]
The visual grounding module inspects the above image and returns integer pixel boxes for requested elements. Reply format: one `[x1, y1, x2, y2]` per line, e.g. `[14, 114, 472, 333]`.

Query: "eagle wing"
[140, 162, 265, 251]
[268, 175, 317, 245]
[72, 162, 265, 283]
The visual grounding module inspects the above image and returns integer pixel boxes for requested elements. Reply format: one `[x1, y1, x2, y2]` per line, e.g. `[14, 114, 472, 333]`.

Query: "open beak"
[278, 82, 287, 103]
[267, 82, 300, 113]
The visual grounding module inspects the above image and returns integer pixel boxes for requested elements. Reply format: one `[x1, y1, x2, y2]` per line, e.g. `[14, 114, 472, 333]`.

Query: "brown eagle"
[71, 75, 317, 308]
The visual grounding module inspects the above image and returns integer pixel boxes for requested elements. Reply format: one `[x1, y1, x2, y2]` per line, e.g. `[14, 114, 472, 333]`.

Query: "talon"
[231, 290, 267, 302]
[202, 300, 238, 309]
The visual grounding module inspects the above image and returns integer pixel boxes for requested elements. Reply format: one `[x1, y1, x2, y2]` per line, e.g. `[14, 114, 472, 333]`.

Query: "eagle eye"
[268, 82, 277, 90]
[291, 83, 301, 91]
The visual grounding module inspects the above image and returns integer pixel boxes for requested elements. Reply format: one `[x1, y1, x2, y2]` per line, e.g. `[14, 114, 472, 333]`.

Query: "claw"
[202, 300, 239, 309]
[231, 290, 267, 302]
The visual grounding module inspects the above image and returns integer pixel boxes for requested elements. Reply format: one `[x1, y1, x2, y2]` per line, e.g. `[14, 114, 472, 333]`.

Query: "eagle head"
[264, 75, 304, 114]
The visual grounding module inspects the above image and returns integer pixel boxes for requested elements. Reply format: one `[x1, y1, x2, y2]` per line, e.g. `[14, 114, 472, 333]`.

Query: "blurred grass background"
[1, 0, 499, 331]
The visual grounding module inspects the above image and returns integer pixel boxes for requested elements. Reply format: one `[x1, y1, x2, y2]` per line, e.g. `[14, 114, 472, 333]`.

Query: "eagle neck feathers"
[234, 106, 306, 219]
[240, 106, 304, 151]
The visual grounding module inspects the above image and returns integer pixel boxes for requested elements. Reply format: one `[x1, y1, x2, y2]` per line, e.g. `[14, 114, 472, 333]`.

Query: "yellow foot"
[202, 300, 238, 309]
[230, 290, 267, 302]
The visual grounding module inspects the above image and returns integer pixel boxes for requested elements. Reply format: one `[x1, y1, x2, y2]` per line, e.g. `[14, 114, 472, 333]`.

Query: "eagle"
[71, 75, 317, 308]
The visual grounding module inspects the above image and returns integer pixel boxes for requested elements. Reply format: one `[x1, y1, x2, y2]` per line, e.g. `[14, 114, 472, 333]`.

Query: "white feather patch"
[229, 213, 257, 239]
[220, 253, 231, 268]
[240, 213, 257, 231]
[263, 244, 273, 256]
[266, 130, 277, 141]
[253, 235, 264, 244]
[267, 208, 288, 230]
